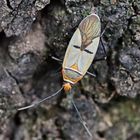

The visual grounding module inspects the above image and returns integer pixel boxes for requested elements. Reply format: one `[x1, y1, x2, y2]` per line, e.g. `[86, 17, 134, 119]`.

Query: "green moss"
[109, 97, 140, 134]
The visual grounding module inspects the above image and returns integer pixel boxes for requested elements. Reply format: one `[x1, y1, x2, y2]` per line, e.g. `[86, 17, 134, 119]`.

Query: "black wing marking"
[84, 49, 93, 54]
[73, 45, 80, 49]
[73, 45, 93, 54]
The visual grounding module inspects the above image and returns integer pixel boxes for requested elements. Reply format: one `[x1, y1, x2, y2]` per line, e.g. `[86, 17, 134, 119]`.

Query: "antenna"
[18, 86, 63, 111]
[71, 98, 93, 137]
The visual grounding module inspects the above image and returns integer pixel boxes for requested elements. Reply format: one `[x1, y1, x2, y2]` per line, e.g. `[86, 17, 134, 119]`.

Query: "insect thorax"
[62, 67, 83, 84]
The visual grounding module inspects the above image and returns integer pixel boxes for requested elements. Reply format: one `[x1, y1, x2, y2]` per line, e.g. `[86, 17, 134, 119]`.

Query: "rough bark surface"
[0, 0, 140, 140]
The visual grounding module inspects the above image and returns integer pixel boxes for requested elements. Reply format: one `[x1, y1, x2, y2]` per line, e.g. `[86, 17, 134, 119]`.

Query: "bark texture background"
[0, 0, 140, 140]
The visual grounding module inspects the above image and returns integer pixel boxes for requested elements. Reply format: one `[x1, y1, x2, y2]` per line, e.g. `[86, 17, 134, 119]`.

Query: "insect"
[18, 13, 104, 137]
[62, 13, 101, 92]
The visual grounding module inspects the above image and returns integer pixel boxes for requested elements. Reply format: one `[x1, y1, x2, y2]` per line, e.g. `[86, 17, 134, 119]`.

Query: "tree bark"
[0, 0, 140, 139]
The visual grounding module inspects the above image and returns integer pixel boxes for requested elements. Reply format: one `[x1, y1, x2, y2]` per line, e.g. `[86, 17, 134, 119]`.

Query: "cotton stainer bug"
[18, 13, 102, 137]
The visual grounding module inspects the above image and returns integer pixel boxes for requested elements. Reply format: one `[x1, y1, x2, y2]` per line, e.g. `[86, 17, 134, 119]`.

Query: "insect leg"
[71, 98, 92, 137]
[94, 22, 110, 62]
[86, 71, 96, 77]
[18, 86, 63, 111]
[93, 38, 108, 62]
[51, 56, 62, 62]
[49, 56, 62, 74]
[100, 38, 107, 58]
[100, 22, 109, 37]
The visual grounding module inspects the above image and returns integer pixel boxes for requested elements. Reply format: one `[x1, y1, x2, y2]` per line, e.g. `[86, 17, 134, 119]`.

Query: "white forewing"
[78, 36, 100, 75]
[63, 29, 81, 68]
